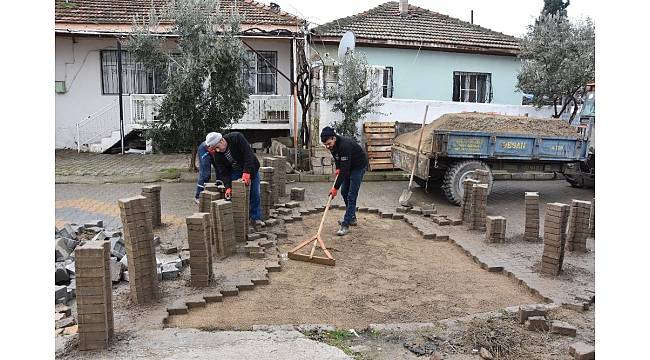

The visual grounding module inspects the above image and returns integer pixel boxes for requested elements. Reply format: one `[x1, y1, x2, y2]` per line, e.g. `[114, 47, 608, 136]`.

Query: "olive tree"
[129, 0, 249, 170]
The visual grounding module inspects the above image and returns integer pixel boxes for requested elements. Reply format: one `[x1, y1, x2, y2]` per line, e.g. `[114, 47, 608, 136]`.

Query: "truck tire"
[442, 161, 493, 206]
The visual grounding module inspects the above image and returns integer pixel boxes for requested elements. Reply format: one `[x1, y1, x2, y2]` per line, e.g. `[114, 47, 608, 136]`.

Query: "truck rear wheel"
[442, 161, 493, 206]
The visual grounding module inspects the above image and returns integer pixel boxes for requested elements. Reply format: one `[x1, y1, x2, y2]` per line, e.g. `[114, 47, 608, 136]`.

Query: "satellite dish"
[337, 31, 356, 60]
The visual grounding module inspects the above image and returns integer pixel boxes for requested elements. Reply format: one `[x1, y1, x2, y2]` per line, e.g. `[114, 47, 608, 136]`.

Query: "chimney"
[269, 2, 280, 13]
[399, 0, 408, 16]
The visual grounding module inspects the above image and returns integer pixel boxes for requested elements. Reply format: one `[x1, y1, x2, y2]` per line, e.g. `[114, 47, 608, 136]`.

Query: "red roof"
[55, 0, 302, 27]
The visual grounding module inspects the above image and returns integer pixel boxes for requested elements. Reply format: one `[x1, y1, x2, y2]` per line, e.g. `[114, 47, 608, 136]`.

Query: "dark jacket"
[213, 132, 260, 189]
[330, 135, 368, 189]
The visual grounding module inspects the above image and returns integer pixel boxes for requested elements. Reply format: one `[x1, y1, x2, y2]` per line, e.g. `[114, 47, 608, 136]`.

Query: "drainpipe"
[117, 39, 125, 155]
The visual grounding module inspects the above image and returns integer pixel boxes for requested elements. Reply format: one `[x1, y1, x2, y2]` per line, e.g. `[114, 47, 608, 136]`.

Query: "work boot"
[336, 225, 350, 236]
[254, 219, 266, 227]
[338, 218, 357, 226]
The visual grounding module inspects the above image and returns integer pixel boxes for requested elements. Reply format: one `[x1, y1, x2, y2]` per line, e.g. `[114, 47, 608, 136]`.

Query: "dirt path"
[167, 210, 537, 330]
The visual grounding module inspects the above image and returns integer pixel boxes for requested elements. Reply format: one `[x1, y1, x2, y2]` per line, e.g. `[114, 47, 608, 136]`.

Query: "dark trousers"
[340, 167, 366, 226]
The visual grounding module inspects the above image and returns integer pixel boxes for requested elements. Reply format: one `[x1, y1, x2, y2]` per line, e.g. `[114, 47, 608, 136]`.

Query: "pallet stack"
[566, 200, 592, 252]
[469, 184, 489, 231]
[260, 181, 272, 220]
[541, 202, 570, 276]
[461, 178, 480, 224]
[231, 180, 249, 243]
[363, 121, 396, 171]
[75, 241, 113, 351]
[186, 213, 214, 287]
[118, 195, 160, 304]
[141, 185, 162, 227]
[524, 192, 540, 242]
[259, 167, 276, 204]
[211, 199, 236, 257]
[486, 216, 507, 243]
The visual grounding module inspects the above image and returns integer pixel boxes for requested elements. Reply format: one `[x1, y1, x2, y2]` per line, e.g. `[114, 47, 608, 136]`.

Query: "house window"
[100, 50, 174, 95]
[383, 66, 394, 98]
[244, 50, 277, 95]
[452, 72, 492, 103]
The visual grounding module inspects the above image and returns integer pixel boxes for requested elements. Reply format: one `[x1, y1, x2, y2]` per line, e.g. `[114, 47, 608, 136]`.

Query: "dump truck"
[391, 112, 590, 205]
[562, 83, 595, 188]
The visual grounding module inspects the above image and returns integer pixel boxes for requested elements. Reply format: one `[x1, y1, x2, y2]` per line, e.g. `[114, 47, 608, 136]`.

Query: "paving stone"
[220, 288, 239, 297]
[392, 214, 404, 220]
[252, 277, 270, 285]
[265, 262, 282, 272]
[110, 258, 123, 283]
[84, 220, 103, 229]
[161, 263, 180, 280]
[568, 342, 595, 360]
[56, 317, 77, 329]
[161, 245, 178, 254]
[55, 238, 70, 262]
[525, 316, 549, 331]
[55, 262, 70, 284]
[186, 297, 207, 309]
[56, 304, 72, 317]
[167, 302, 188, 315]
[203, 293, 223, 303]
[55, 285, 67, 303]
[109, 237, 126, 259]
[550, 320, 577, 337]
[62, 325, 78, 335]
[237, 281, 255, 291]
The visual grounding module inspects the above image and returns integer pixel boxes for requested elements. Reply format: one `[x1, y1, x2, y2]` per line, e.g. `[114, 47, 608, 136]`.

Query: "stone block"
[84, 220, 103, 229]
[55, 238, 71, 262]
[110, 258, 123, 283]
[550, 321, 577, 337]
[525, 316, 549, 331]
[518, 305, 548, 324]
[56, 317, 77, 329]
[569, 342, 595, 360]
[55, 262, 70, 284]
[55, 285, 67, 302]
[161, 263, 180, 280]
[110, 237, 126, 260]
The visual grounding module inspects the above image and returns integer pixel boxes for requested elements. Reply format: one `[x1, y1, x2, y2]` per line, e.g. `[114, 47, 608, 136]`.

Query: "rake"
[287, 175, 338, 266]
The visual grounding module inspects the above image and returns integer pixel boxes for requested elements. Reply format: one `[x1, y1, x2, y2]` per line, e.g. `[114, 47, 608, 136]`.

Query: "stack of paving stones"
[141, 185, 162, 227]
[290, 187, 305, 201]
[186, 213, 214, 287]
[485, 216, 506, 243]
[541, 202, 570, 276]
[469, 184, 489, 231]
[260, 181, 272, 220]
[75, 241, 113, 351]
[259, 167, 277, 204]
[461, 178, 480, 224]
[211, 199, 236, 257]
[199, 190, 222, 213]
[524, 192, 541, 242]
[264, 157, 286, 198]
[566, 199, 592, 252]
[473, 169, 491, 185]
[118, 195, 160, 304]
[231, 180, 249, 243]
[588, 198, 595, 237]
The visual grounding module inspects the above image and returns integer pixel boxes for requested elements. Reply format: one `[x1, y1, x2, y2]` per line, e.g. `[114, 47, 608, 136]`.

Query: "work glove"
[335, 169, 340, 176]
[225, 188, 232, 200]
[329, 187, 338, 199]
[242, 172, 251, 186]
[194, 198, 200, 205]
[207, 147, 216, 156]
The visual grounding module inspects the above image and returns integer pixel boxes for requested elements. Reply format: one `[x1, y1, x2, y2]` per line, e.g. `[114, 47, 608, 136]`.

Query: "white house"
[55, 0, 305, 152]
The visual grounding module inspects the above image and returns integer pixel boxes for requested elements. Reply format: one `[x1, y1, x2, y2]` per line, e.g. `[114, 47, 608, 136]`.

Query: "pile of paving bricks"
[588, 198, 595, 237]
[518, 305, 578, 337]
[231, 180, 250, 242]
[566, 199, 592, 252]
[118, 195, 160, 304]
[259, 167, 277, 204]
[469, 184, 489, 231]
[260, 181, 272, 220]
[75, 240, 114, 350]
[460, 178, 480, 224]
[264, 156, 286, 198]
[141, 185, 162, 227]
[524, 192, 540, 241]
[541, 202, 570, 276]
[290, 187, 305, 201]
[211, 199, 236, 257]
[186, 213, 214, 287]
[485, 216, 506, 243]
[198, 189, 222, 213]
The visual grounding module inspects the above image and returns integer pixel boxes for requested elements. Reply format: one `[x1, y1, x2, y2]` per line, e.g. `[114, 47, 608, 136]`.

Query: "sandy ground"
[166, 210, 537, 330]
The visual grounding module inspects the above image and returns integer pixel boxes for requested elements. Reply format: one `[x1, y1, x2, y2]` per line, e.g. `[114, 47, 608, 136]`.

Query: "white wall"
[55, 35, 296, 149]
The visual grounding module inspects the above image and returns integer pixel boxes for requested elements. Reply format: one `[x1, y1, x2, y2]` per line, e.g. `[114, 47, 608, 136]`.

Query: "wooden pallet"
[363, 122, 396, 171]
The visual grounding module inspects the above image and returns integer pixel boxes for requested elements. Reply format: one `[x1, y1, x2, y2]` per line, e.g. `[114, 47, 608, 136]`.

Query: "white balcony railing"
[129, 94, 293, 125]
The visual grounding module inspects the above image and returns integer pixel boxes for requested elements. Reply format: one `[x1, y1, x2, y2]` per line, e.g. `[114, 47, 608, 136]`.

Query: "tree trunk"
[553, 99, 560, 118]
[568, 96, 579, 123]
[189, 147, 198, 172]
